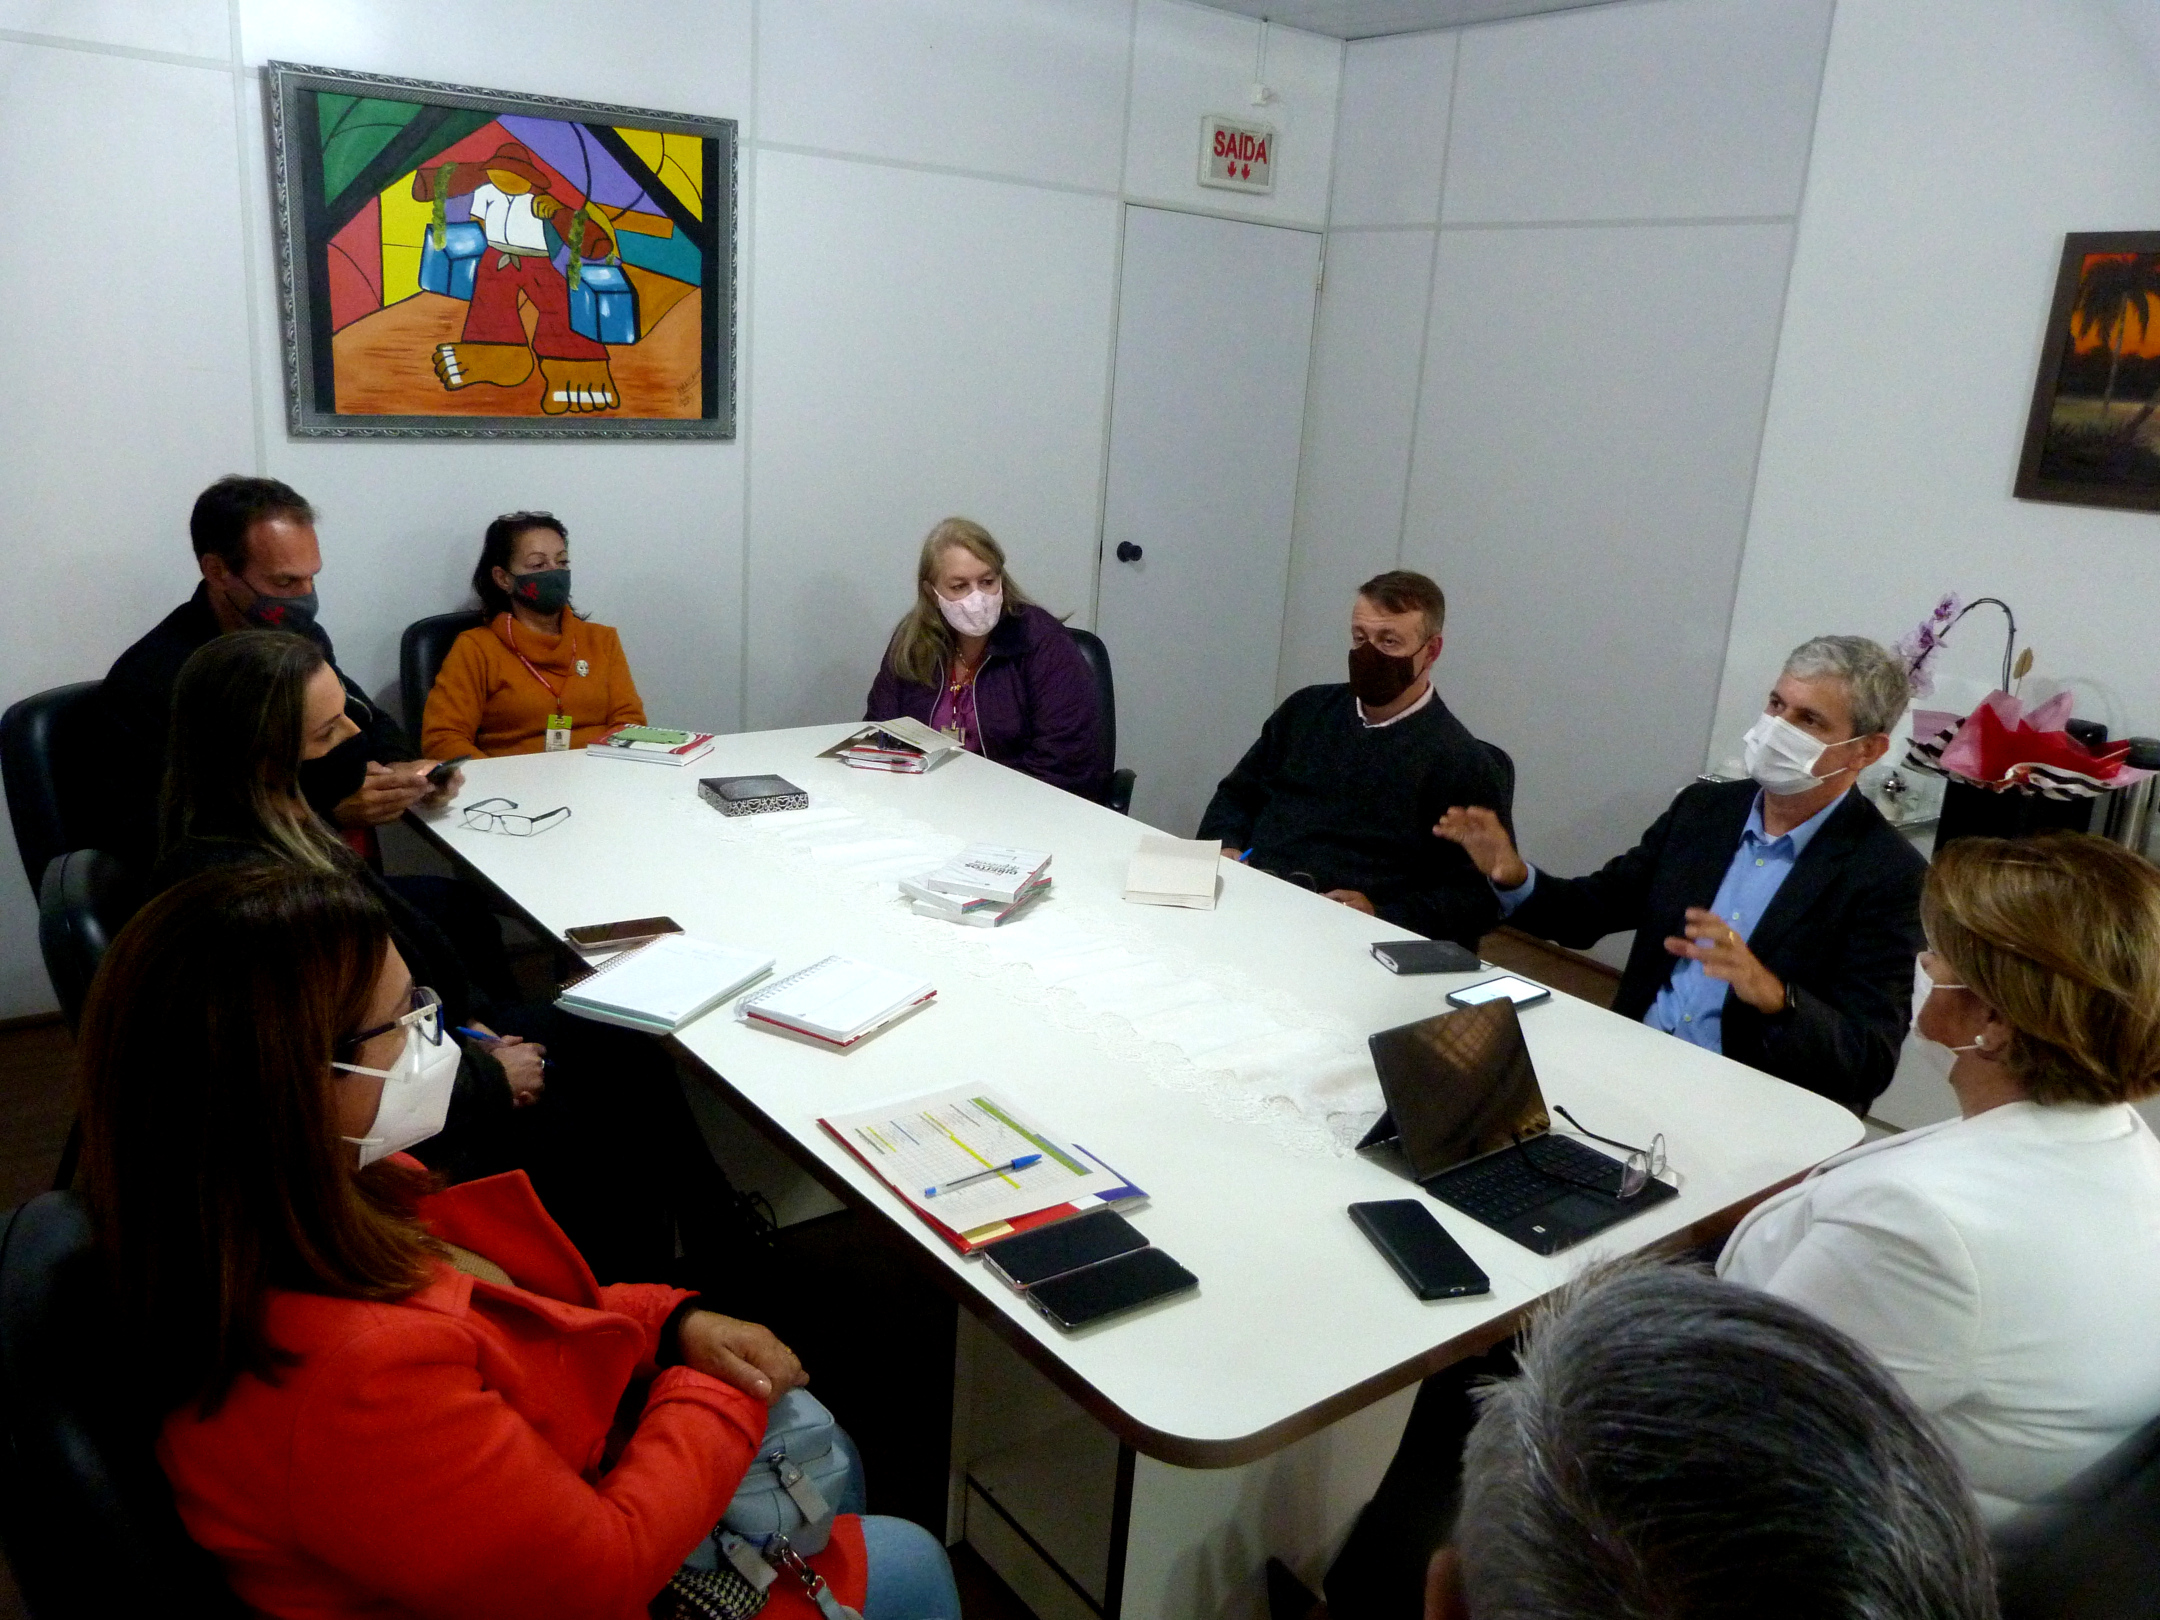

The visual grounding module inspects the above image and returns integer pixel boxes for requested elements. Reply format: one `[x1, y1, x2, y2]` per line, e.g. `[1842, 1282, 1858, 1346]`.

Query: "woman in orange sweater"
[422, 512, 645, 758]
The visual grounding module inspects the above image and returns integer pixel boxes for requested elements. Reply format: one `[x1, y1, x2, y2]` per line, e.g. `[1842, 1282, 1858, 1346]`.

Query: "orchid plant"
[1895, 592, 2028, 700]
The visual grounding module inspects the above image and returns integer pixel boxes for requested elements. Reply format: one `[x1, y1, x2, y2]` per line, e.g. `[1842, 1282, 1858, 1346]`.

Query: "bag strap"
[719, 1532, 861, 1620]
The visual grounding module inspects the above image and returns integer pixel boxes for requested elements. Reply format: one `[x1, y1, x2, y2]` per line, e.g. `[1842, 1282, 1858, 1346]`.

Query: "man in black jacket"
[1198, 570, 1511, 949]
[100, 475, 461, 867]
[1437, 634, 1924, 1113]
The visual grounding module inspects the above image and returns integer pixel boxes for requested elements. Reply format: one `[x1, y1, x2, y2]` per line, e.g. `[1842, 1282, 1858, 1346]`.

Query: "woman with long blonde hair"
[865, 517, 1103, 797]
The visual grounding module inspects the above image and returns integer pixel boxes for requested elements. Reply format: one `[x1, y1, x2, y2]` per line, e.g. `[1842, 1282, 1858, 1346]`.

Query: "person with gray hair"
[1430, 1264, 1999, 1620]
[1435, 635, 1926, 1111]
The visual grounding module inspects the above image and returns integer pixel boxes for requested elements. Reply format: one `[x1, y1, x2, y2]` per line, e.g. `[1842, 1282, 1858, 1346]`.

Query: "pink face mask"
[938, 587, 1003, 638]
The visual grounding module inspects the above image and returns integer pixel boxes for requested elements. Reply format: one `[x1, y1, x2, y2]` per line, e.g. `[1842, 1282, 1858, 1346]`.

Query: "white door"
[1095, 206, 1321, 835]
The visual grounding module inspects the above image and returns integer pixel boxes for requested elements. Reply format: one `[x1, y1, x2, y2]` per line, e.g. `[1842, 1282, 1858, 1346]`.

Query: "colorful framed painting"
[2016, 231, 2160, 511]
[264, 62, 735, 440]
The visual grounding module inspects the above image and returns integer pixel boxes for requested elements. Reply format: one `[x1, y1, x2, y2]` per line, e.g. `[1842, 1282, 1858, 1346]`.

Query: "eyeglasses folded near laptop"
[1360, 997, 1678, 1255]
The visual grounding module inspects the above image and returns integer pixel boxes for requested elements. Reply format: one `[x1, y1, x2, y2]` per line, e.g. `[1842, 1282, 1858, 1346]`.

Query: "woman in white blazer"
[1720, 831, 2160, 1521]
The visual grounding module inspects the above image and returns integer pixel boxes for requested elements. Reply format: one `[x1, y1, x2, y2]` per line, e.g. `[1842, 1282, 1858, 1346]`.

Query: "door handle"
[1115, 541, 1143, 563]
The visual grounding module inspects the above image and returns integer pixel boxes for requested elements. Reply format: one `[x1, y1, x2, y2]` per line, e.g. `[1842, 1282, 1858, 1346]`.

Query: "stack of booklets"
[818, 718, 963, 774]
[1123, 834, 1221, 910]
[556, 934, 775, 1033]
[820, 1085, 1147, 1253]
[587, 724, 717, 767]
[737, 955, 937, 1049]
[901, 843, 1052, 927]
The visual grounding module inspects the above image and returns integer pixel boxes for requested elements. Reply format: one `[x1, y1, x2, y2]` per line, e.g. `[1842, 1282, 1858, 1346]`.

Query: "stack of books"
[586, 724, 717, 767]
[819, 718, 963, 774]
[1123, 834, 1221, 910]
[903, 843, 1052, 927]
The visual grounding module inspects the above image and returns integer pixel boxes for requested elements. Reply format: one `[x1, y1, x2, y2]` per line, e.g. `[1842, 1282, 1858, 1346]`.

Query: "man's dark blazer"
[1507, 777, 1926, 1113]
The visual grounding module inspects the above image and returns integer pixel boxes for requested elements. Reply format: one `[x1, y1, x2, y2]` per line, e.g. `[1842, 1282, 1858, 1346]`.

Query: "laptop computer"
[1359, 997, 1676, 1255]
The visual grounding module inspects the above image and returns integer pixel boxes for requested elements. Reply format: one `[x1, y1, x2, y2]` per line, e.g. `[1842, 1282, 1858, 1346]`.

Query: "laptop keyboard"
[1432, 1135, 1621, 1226]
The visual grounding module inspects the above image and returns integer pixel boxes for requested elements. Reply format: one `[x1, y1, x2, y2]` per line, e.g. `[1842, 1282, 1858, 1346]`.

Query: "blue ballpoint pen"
[924, 1153, 1043, 1198]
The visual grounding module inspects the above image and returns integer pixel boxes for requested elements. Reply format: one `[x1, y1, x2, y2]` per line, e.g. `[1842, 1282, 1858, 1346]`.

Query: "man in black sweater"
[100, 475, 462, 868]
[1197, 570, 1511, 948]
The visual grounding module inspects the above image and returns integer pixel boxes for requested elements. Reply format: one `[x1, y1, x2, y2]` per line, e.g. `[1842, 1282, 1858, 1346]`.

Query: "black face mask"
[1348, 642, 1420, 707]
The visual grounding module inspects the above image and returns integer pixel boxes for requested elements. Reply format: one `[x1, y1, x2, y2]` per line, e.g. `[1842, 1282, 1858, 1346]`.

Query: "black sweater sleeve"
[1195, 704, 1288, 849]
[1371, 742, 1510, 946]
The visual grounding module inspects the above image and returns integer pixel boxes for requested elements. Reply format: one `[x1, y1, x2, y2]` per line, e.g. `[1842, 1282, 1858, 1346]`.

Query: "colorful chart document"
[821, 1086, 1136, 1248]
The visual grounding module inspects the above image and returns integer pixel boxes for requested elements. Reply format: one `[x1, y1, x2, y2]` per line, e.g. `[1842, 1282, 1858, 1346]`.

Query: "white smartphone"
[1445, 974, 1552, 1010]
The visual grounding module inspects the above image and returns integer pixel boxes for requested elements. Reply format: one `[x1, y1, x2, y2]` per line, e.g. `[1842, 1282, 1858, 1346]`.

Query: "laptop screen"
[1363, 997, 1552, 1182]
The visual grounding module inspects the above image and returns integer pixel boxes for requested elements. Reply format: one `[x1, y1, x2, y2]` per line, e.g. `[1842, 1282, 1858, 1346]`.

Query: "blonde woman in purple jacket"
[866, 518, 1103, 798]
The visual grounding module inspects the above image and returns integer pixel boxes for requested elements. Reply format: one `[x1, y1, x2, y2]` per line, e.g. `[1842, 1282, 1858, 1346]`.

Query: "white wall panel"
[1403, 223, 1795, 885]
[1124, 0, 1339, 228]
[1443, 0, 1831, 225]
[745, 151, 1119, 731]
[1328, 31, 1453, 228]
[236, 0, 752, 112]
[0, 0, 227, 58]
[1279, 229, 1434, 696]
[0, 41, 256, 1014]
[1713, 0, 2160, 759]
[757, 0, 1130, 190]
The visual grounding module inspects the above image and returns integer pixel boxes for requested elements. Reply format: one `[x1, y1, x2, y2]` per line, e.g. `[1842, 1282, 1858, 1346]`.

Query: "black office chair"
[398, 610, 486, 734]
[37, 851, 139, 1034]
[1993, 1406, 2160, 1620]
[1, 682, 108, 894]
[0, 1192, 244, 1617]
[1067, 629, 1137, 815]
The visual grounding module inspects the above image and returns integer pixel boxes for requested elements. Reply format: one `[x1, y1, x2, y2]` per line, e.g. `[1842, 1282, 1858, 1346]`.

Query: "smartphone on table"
[1445, 975, 1552, 1010]
[1371, 939, 1483, 975]
[1349, 1200, 1490, 1300]
[564, 916, 684, 952]
[1026, 1247, 1198, 1331]
[425, 755, 472, 787]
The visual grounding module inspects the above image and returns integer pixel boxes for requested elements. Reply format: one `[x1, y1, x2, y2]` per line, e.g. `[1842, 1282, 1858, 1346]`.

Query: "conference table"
[412, 725, 1863, 1620]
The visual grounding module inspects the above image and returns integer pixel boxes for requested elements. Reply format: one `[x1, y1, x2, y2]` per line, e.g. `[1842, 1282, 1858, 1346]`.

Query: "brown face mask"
[1348, 642, 1420, 706]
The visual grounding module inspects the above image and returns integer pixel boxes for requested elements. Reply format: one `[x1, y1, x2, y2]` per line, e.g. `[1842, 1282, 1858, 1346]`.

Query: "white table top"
[415, 727, 1863, 1466]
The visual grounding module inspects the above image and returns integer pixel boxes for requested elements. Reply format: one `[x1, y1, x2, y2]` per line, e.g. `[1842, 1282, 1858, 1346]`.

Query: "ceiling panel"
[1207, 0, 1620, 40]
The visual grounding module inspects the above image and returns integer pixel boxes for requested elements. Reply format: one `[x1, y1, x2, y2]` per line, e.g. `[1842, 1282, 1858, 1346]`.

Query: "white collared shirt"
[1356, 683, 1434, 730]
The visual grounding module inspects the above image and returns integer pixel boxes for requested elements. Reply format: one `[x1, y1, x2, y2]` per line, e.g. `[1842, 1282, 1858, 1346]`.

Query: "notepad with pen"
[737, 955, 936, 1048]
[820, 1085, 1147, 1252]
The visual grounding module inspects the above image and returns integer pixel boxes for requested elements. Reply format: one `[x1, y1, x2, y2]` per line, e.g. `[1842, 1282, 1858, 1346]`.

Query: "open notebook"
[738, 955, 937, 1048]
[556, 935, 775, 1033]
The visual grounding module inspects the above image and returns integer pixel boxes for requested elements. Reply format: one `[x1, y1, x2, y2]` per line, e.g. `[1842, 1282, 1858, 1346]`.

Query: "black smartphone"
[982, 1210, 1150, 1291]
[1349, 1200, 1491, 1300]
[564, 916, 683, 951]
[426, 754, 473, 786]
[1027, 1247, 1198, 1331]
[1446, 974, 1552, 1010]
[1371, 939, 1482, 975]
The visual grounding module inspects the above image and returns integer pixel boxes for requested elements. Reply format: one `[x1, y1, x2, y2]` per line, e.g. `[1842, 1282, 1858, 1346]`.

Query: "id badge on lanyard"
[546, 713, 573, 752]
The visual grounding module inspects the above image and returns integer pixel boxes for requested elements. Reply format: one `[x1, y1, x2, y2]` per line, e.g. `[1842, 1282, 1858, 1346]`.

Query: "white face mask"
[1741, 713, 1845, 796]
[1907, 956, 1980, 1085]
[937, 587, 1003, 639]
[334, 1020, 460, 1168]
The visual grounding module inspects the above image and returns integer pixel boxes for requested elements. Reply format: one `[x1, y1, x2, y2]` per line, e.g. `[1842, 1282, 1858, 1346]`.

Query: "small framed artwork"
[264, 62, 736, 440]
[2016, 230, 2160, 511]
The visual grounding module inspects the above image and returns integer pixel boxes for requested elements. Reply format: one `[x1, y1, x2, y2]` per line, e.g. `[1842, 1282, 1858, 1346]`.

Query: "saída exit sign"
[1199, 115, 1275, 195]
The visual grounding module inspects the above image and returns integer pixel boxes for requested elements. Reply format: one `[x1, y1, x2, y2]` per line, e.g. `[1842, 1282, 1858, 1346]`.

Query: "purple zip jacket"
[865, 602, 1103, 799]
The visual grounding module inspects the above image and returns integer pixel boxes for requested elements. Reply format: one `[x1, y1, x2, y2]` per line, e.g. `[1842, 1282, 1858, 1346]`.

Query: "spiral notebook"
[555, 935, 775, 1033]
[737, 955, 937, 1048]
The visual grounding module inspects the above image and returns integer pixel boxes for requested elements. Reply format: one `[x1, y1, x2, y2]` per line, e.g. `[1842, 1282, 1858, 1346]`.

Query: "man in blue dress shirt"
[1436, 636, 1926, 1113]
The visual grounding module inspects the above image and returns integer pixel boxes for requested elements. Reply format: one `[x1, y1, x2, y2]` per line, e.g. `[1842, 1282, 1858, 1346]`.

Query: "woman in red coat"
[78, 864, 955, 1620]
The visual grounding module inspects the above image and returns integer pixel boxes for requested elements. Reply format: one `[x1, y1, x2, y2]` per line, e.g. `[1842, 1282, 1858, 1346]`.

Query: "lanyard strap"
[505, 619, 577, 705]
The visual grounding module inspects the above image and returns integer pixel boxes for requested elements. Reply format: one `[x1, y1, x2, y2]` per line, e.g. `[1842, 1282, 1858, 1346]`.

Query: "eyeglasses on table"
[460, 797, 572, 837]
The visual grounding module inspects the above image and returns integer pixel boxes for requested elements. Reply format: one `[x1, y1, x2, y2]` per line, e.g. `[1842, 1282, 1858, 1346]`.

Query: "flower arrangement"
[1895, 593, 1962, 698]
